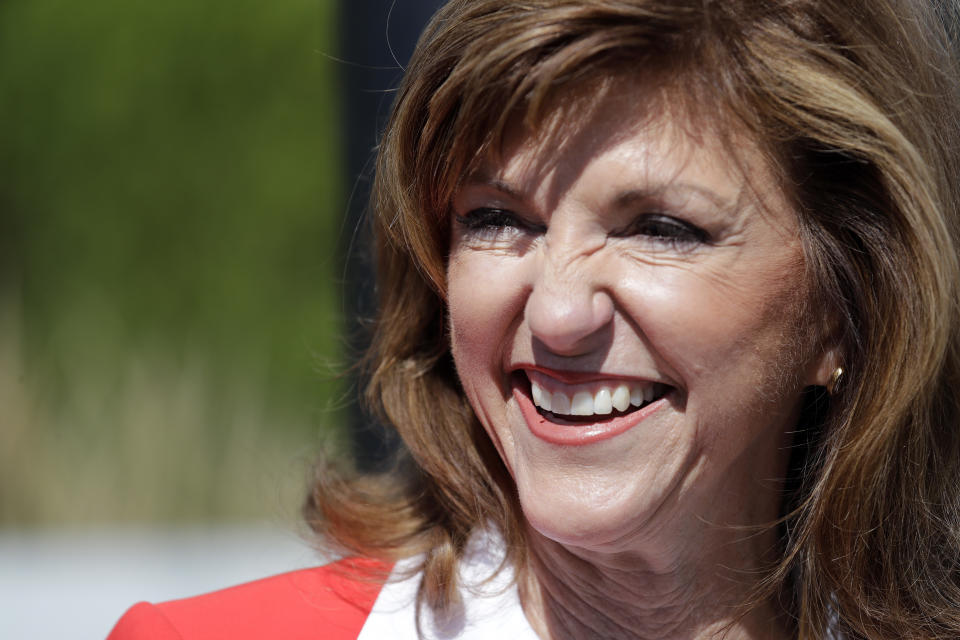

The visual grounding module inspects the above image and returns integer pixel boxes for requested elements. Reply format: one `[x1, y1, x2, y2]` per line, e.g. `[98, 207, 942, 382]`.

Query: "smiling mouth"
[517, 371, 671, 426]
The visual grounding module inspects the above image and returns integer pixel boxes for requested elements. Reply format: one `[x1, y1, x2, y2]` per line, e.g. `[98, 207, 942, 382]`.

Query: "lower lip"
[513, 382, 667, 446]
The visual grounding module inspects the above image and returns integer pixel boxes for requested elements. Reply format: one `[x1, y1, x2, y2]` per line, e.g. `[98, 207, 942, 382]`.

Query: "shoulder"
[107, 557, 392, 640]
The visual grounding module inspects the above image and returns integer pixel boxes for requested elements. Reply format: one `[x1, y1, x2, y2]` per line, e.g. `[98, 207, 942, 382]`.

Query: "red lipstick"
[513, 377, 666, 446]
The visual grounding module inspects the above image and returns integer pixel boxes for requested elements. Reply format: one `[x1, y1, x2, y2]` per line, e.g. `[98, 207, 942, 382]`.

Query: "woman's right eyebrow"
[460, 166, 531, 200]
[461, 177, 526, 201]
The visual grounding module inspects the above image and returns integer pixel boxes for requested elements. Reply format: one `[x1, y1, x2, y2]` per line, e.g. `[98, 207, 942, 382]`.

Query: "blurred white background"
[0, 523, 323, 639]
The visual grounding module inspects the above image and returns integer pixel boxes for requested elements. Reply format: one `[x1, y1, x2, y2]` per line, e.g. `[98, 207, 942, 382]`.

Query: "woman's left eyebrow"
[611, 183, 738, 212]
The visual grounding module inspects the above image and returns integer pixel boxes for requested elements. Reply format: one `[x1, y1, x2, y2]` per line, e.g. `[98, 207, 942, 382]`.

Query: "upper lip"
[515, 364, 666, 386]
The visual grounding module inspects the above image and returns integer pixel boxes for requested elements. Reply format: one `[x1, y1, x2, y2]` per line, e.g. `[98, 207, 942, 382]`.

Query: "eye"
[456, 207, 520, 230]
[617, 213, 709, 248]
[454, 207, 544, 239]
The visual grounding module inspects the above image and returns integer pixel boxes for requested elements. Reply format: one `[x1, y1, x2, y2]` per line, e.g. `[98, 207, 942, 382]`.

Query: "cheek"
[620, 257, 807, 387]
[446, 250, 526, 390]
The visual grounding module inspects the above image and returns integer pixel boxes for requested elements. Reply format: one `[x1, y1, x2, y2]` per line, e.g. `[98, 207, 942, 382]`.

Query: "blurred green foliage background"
[0, 0, 346, 524]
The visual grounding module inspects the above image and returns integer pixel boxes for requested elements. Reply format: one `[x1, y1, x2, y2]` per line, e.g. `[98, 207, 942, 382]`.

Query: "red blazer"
[106, 558, 391, 640]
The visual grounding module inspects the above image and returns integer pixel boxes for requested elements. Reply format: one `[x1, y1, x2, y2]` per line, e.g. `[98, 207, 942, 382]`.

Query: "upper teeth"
[530, 380, 658, 417]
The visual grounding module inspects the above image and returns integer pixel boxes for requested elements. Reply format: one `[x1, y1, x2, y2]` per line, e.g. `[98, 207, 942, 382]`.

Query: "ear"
[803, 304, 844, 389]
[805, 342, 842, 389]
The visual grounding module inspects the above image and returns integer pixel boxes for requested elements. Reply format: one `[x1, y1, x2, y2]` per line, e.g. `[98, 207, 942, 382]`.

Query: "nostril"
[590, 289, 615, 326]
[525, 285, 615, 356]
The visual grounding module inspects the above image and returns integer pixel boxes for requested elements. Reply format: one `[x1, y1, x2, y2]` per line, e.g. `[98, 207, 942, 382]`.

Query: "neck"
[518, 526, 791, 640]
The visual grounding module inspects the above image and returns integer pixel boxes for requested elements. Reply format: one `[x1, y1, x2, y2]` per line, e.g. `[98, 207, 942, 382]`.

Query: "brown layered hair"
[306, 1, 960, 638]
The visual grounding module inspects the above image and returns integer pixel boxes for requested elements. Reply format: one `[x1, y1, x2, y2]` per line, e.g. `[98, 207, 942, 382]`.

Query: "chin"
[514, 476, 664, 553]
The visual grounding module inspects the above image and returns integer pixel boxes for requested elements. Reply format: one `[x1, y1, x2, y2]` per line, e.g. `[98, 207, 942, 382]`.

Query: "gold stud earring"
[827, 366, 844, 395]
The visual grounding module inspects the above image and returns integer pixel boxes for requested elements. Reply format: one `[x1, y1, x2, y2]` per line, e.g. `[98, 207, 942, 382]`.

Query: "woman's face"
[447, 93, 832, 554]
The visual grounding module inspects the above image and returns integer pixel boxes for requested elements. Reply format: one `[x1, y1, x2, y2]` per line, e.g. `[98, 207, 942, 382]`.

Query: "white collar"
[357, 529, 849, 639]
[357, 530, 539, 640]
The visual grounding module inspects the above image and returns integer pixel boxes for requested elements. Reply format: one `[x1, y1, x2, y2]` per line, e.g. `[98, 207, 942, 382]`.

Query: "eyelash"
[616, 214, 710, 248]
[455, 208, 544, 237]
[455, 208, 709, 248]
[456, 208, 518, 229]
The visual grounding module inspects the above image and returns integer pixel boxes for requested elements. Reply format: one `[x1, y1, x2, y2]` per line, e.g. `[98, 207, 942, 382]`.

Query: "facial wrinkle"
[521, 529, 791, 640]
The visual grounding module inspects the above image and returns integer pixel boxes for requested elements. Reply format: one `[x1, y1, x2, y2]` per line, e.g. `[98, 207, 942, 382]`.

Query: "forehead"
[464, 83, 793, 233]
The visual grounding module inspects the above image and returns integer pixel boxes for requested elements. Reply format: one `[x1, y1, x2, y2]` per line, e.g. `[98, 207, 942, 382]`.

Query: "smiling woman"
[447, 95, 821, 562]
[109, 1, 960, 639]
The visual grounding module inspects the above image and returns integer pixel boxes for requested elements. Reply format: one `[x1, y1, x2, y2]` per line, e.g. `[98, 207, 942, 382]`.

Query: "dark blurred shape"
[340, 0, 446, 472]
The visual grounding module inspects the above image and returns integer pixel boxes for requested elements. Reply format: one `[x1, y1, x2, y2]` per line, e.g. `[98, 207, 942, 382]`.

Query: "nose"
[524, 246, 615, 356]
